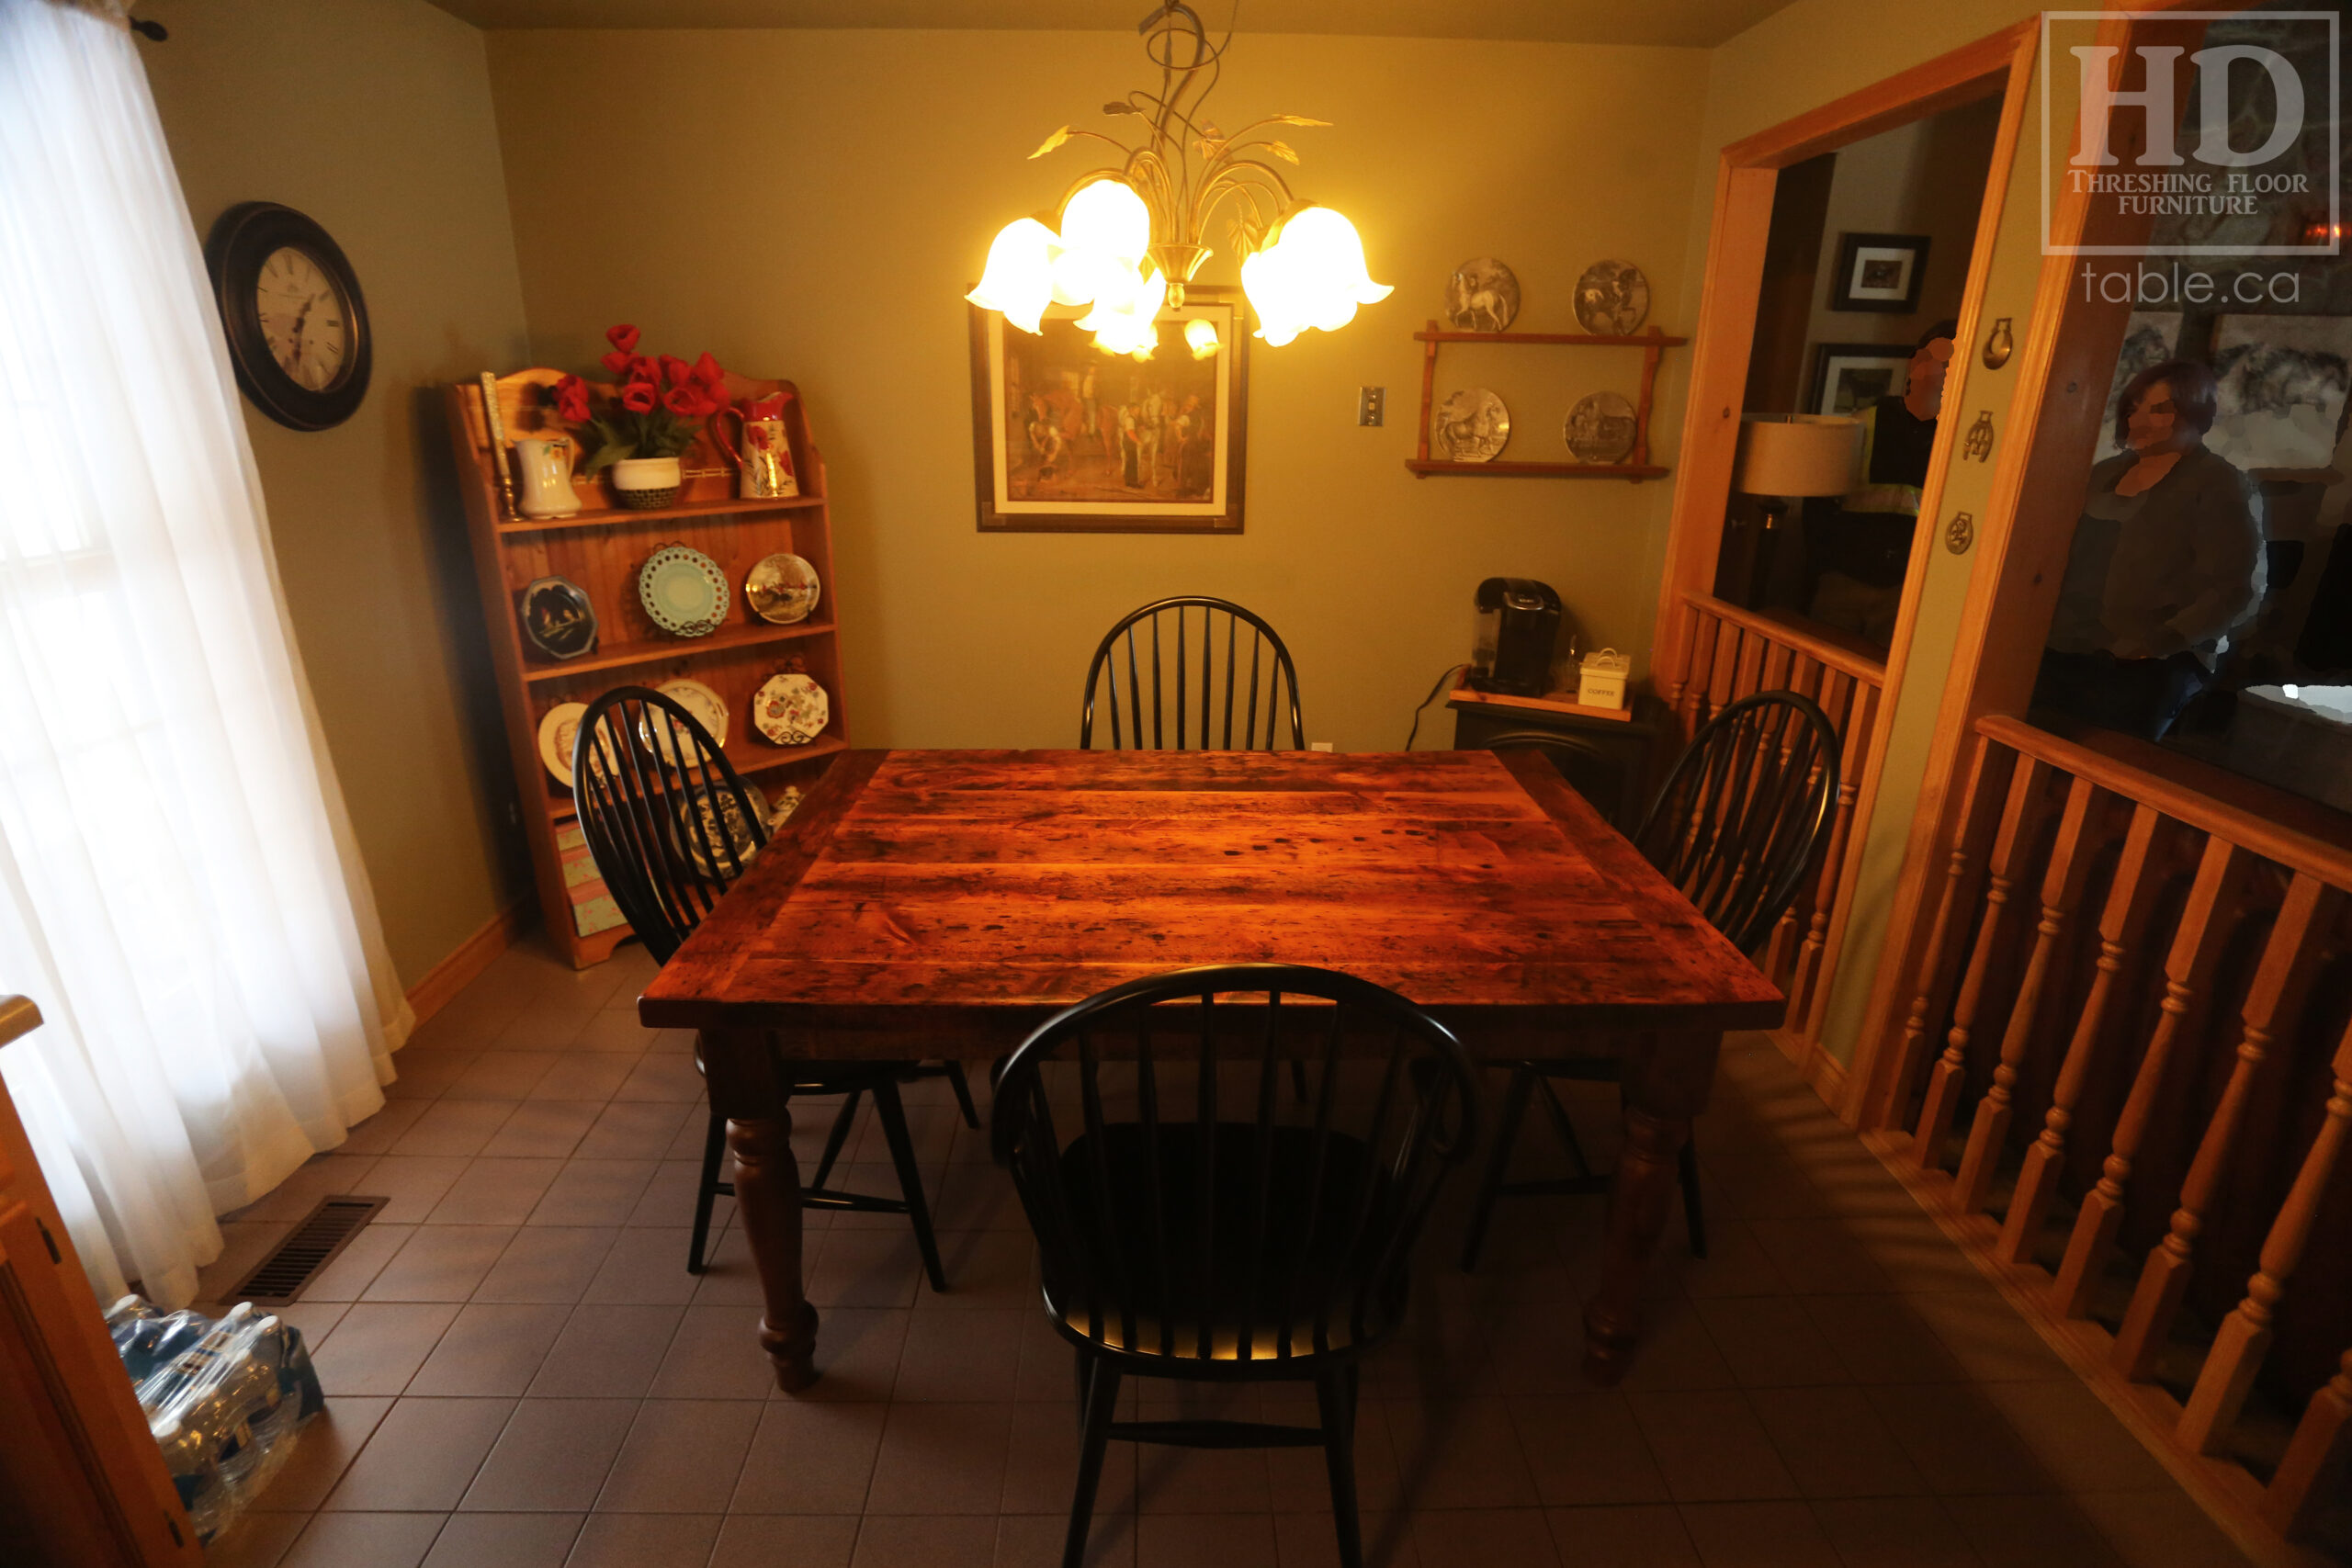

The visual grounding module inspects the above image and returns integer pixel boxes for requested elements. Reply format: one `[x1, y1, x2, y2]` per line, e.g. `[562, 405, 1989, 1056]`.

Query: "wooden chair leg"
[872, 1076, 949, 1292]
[1315, 1364, 1364, 1568]
[945, 1062, 982, 1130]
[810, 1088, 862, 1191]
[1679, 1137, 1707, 1258]
[688, 1111, 727, 1275]
[1065, 1352, 1122, 1568]
[1461, 1065, 1537, 1272]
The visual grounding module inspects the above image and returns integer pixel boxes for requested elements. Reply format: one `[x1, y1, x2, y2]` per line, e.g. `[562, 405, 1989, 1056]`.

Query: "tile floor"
[191, 935, 2257, 1568]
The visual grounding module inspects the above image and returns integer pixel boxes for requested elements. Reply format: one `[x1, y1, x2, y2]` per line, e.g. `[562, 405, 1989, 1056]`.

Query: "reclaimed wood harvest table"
[638, 748, 1783, 1391]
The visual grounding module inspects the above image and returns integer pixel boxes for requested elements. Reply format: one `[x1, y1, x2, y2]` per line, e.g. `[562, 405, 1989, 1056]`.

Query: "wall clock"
[203, 201, 372, 431]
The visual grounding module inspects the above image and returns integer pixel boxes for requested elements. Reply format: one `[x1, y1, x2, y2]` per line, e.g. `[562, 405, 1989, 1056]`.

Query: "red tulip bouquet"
[553, 324, 729, 475]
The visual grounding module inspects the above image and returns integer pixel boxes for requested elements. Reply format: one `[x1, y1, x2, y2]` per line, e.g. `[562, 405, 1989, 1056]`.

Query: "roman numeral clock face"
[204, 202, 372, 431]
[255, 246, 350, 392]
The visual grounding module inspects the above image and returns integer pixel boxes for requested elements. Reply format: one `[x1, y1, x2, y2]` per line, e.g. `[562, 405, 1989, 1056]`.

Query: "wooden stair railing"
[1661, 592, 1885, 1072]
[1862, 711, 2352, 1562]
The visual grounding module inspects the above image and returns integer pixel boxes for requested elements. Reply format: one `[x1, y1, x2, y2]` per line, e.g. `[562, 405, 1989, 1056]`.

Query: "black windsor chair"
[570, 686, 977, 1280]
[1459, 691, 1841, 1271]
[1079, 596, 1306, 750]
[992, 964, 1480, 1568]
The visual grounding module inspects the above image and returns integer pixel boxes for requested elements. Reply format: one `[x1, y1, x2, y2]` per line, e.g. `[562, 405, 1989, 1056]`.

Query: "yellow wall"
[481, 28, 1713, 750]
[141, 0, 535, 986]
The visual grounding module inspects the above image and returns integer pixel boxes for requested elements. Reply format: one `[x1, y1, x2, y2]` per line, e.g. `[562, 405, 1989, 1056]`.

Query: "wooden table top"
[638, 748, 1784, 1043]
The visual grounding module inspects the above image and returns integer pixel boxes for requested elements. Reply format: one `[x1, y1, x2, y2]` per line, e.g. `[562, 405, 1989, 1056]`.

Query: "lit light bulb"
[966, 219, 1061, 333]
[1051, 178, 1152, 307]
[1241, 207, 1392, 345]
[1079, 264, 1167, 358]
[1184, 319, 1220, 358]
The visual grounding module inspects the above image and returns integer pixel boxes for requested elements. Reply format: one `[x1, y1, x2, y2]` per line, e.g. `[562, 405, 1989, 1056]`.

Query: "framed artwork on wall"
[1810, 343, 1912, 416]
[969, 289, 1248, 533]
[1829, 231, 1930, 312]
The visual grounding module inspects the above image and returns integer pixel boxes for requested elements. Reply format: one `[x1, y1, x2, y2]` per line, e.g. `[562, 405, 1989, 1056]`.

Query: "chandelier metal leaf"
[967, 2, 1391, 359]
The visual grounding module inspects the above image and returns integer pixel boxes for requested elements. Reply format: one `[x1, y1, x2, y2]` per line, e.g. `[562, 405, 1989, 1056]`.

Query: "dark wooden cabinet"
[1449, 692, 1660, 829]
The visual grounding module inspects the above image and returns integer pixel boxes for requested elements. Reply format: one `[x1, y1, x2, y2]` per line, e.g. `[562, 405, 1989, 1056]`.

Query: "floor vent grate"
[229, 1194, 390, 1306]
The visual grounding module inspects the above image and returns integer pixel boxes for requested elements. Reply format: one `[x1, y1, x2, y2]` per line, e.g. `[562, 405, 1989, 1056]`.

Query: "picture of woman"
[2030, 358, 2266, 741]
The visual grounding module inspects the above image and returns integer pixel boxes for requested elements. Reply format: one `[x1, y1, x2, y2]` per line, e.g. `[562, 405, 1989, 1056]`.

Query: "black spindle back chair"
[992, 964, 1478, 1568]
[1079, 596, 1305, 750]
[1460, 691, 1841, 1272]
[1630, 690, 1842, 953]
[571, 687, 975, 1280]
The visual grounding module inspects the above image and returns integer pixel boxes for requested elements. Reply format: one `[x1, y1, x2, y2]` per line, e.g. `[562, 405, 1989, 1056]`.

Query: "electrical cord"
[1403, 662, 1469, 750]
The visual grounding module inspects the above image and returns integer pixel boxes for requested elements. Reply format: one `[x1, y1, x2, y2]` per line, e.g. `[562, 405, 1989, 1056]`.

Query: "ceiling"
[423, 0, 1800, 50]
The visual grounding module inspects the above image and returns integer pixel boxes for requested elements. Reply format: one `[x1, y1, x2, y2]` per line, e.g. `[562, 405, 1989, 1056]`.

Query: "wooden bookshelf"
[445, 367, 851, 968]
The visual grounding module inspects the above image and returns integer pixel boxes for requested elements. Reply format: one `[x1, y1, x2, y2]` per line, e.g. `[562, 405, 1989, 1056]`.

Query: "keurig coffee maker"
[1468, 578, 1564, 696]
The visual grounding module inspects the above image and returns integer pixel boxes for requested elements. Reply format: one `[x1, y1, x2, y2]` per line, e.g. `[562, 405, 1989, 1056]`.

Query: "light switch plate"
[1358, 387, 1385, 426]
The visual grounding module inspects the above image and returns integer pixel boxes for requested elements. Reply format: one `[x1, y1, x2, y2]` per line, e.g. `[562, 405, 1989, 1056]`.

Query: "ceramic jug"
[710, 409, 799, 501]
[513, 436, 581, 518]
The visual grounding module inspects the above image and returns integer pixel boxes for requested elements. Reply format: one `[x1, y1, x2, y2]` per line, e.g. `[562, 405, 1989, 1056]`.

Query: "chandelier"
[965, 2, 1391, 359]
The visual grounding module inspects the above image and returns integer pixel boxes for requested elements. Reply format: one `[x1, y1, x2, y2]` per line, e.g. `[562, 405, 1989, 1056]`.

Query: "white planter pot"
[610, 456, 682, 510]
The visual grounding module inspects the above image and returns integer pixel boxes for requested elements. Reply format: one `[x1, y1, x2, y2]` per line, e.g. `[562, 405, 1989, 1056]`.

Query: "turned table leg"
[1581, 1028, 1719, 1386]
[700, 1028, 820, 1393]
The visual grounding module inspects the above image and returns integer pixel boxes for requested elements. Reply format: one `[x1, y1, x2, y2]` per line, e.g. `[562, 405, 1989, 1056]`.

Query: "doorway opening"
[1713, 96, 2004, 653]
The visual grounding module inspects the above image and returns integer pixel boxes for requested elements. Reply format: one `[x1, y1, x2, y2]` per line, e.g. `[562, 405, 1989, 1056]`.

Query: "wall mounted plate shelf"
[1409, 322, 1685, 482]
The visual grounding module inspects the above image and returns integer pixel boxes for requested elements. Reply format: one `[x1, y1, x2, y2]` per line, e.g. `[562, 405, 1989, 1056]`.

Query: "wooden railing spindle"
[1955, 774, 2100, 1214]
[2052, 835, 2248, 1319]
[2266, 1348, 2352, 1540]
[2112, 874, 2340, 1380]
[1883, 737, 2007, 1128]
[1795, 676, 1873, 1041]
[2177, 1010, 2352, 1453]
[1914, 755, 2050, 1168]
[1996, 801, 2161, 1265]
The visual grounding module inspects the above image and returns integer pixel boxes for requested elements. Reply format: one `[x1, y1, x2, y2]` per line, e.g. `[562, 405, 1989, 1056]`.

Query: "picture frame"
[1830, 231, 1930, 313]
[969, 288, 1248, 534]
[1809, 343, 1913, 416]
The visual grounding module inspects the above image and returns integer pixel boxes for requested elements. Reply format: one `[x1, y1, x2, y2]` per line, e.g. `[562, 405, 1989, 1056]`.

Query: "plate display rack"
[445, 367, 848, 967]
[1408, 321, 1686, 480]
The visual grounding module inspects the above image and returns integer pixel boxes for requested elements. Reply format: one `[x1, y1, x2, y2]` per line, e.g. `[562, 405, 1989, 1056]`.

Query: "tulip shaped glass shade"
[1734, 415, 1861, 498]
[967, 219, 1061, 333]
[1185, 319, 1221, 358]
[1079, 265, 1168, 358]
[1240, 208, 1392, 347]
[1051, 178, 1153, 308]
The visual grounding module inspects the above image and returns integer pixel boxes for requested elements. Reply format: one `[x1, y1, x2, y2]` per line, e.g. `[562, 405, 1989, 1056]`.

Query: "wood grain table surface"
[639, 748, 1785, 1391]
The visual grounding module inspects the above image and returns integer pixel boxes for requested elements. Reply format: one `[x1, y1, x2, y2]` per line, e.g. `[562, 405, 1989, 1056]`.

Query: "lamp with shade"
[1718, 414, 1860, 608]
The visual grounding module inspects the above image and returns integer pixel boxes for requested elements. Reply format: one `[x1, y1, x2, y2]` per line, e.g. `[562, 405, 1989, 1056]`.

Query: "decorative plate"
[638, 545, 729, 637]
[744, 552, 820, 626]
[673, 782, 768, 881]
[1443, 257, 1520, 333]
[1436, 389, 1510, 463]
[765, 785, 805, 832]
[640, 678, 729, 766]
[520, 576, 596, 660]
[1573, 260, 1650, 335]
[537, 702, 588, 786]
[752, 672, 830, 746]
[1565, 391, 1638, 465]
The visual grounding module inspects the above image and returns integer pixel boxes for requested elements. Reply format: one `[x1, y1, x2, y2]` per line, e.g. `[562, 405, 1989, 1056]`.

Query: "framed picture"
[2205, 313, 2352, 472]
[1830, 232, 1930, 312]
[1810, 343, 1913, 416]
[969, 289, 1248, 533]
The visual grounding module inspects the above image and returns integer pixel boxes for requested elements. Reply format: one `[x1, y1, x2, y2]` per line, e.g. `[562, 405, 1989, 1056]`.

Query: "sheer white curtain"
[0, 0, 413, 1308]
